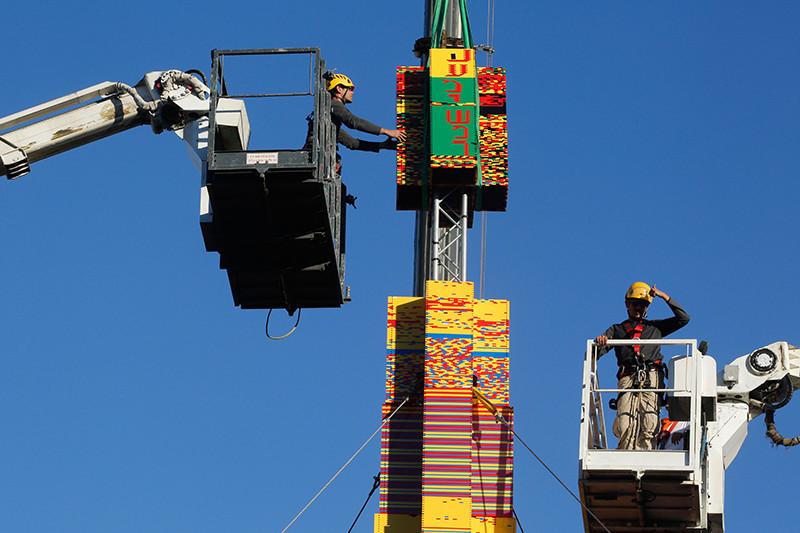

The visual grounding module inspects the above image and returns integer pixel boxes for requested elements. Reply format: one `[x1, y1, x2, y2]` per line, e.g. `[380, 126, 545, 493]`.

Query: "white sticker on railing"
[246, 152, 278, 165]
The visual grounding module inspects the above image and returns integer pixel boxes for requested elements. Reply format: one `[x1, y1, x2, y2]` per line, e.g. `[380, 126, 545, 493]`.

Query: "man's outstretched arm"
[337, 129, 381, 152]
[332, 101, 406, 141]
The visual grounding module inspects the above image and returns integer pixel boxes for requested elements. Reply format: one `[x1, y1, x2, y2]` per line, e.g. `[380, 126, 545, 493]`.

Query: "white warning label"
[246, 152, 279, 165]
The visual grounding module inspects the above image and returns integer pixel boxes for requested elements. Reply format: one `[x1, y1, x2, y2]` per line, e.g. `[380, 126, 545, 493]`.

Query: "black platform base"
[205, 153, 346, 312]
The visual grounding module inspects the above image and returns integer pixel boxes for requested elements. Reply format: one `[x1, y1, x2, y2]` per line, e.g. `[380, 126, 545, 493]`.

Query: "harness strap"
[616, 359, 664, 381]
[623, 320, 645, 354]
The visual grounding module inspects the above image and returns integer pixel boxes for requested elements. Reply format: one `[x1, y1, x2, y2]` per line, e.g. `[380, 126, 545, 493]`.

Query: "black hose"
[184, 69, 207, 85]
[765, 409, 800, 447]
[265, 308, 301, 340]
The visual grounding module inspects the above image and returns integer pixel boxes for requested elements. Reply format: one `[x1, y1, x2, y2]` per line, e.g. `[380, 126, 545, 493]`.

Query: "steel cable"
[346, 473, 381, 532]
[513, 508, 526, 533]
[509, 425, 613, 533]
[478, 0, 495, 298]
[280, 397, 409, 532]
[472, 387, 613, 533]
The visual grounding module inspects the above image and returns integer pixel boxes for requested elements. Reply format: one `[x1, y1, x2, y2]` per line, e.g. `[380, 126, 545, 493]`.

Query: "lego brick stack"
[375, 281, 514, 533]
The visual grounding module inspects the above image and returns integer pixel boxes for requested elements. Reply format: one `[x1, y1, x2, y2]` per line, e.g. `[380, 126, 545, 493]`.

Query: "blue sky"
[1, 2, 798, 532]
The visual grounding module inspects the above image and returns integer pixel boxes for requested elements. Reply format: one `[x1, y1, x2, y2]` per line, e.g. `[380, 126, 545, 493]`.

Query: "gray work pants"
[613, 369, 660, 450]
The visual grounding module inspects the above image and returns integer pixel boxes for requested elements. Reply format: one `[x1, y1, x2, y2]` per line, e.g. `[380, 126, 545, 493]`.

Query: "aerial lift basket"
[203, 48, 345, 313]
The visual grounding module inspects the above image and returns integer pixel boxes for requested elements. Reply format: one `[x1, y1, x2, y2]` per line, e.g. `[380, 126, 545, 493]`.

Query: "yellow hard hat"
[625, 281, 653, 303]
[327, 73, 355, 91]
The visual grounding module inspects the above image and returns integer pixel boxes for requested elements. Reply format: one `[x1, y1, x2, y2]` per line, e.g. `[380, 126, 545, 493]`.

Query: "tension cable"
[347, 473, 381, 532]
[478, 0, 495, 299]
[281, 397, 409, 532]
[513, 508, 526, 533]
[472, 387, 613, 533]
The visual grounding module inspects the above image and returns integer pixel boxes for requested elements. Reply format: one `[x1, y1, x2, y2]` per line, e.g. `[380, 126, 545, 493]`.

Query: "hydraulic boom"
[0, 70, 215, 179]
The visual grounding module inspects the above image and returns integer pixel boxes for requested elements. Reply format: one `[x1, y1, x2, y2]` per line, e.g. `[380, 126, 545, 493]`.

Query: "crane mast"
[413, 0, 470, 293]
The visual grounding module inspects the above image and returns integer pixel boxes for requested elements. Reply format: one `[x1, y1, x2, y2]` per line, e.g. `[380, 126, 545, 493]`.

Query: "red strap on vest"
[624, 321, 644, 354]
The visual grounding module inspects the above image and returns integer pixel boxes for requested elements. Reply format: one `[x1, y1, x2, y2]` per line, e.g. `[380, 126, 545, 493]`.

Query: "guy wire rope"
[478, 0, 496, 298]
[472, 387, 614, 533]
[280, 397, 410, 532]
[347, 472, 381, 532]
[513, 508, 526, 533]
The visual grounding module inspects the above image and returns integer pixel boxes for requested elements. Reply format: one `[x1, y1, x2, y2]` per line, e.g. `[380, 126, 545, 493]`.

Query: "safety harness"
[617, 320, 667, 390]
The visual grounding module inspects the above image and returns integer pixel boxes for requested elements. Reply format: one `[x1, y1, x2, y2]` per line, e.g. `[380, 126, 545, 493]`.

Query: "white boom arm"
[0, 70, 214, 179]
[702, 341, 800, 531]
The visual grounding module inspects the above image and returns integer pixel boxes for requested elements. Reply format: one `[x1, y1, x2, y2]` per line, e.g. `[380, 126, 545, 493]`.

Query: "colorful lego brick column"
[395, 57, 509, 212]
[377, 296, 425, 531]
[375, 281, 514, 533]
[429, 48, 479, 180]
[396, 66, 427, 205]
[471, 300, 514, 530]
[422, 281, 474, 532]
[477, 67, 508, 211]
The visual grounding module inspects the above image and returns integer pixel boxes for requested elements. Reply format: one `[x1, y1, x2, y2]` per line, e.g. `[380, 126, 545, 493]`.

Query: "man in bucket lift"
[304, 72, 405, 166]
[595, 282, 690, 450]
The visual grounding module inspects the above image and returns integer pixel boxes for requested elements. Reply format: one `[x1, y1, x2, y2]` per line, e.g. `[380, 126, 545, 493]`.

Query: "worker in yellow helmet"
[304, 72, 406, 158]
[595, 282, 690, 450]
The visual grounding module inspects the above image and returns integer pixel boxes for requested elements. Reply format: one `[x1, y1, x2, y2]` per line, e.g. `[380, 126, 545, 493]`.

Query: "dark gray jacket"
[597, 298, 690, 367]
[304, 100, 383, 152]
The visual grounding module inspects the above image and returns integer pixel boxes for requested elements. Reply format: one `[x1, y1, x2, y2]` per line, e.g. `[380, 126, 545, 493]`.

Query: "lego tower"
[374, 15, 513, 531]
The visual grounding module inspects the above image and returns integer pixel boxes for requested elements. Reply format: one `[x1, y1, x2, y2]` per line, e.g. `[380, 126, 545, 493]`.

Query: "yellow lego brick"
[374, 513, 422, 532]
[473, 299, 510, 352]
[426, 316, 473, 336]
[425, 280, 474, 300]
[388, 296, 425, 350]
[470, 362, 510, 404]
[425, 281, 474, 336]
[389, 296, 423, 307]
[471, 516, 516, 532]
[430, 48, 477, 79]
[422, 496, 472, 530]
